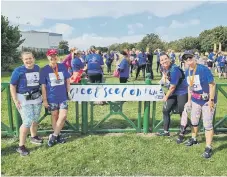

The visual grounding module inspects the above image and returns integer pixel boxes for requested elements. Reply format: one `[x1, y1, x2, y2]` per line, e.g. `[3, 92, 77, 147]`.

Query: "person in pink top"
[62, 47, 76, 75]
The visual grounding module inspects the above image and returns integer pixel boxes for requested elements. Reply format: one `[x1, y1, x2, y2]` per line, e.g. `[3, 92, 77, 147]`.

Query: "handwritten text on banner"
[70, 85, 165, 101]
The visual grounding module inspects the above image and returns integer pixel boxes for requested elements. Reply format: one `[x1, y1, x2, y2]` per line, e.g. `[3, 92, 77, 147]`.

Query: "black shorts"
[88, 73, 102, 83]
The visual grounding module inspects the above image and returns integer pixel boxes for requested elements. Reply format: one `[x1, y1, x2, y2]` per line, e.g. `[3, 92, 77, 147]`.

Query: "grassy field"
[1, 56, 227, 176]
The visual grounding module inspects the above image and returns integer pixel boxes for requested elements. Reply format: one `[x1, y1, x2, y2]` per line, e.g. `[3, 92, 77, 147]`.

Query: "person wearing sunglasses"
[40, 49, 72, 147]
[157, 52, 188, 136]
[182, 50, 217, 159]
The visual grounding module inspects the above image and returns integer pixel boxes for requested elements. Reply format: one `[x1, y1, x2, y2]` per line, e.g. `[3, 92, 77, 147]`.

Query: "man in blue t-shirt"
[215, 52, 227, 79]
[40, 49, 71, 147]
[135, 49, 147, 80]
[104, 52, 114, 75]
[207, 51, 216, 70]
[181, 50, 217, 159]
[169, 50, 176, 64]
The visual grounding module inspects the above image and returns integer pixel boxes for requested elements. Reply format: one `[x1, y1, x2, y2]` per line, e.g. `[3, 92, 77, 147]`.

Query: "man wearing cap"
[181, 50, 217, 158]
[40, 49, 72, 147]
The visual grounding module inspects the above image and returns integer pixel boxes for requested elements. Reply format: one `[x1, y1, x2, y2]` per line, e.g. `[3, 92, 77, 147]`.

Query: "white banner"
[69, 85, 165, 101]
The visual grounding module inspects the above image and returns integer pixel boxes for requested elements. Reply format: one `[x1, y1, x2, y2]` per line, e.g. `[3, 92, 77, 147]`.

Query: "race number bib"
[187, 75, 202, 91]
[25, 72, 39, 87]
[49, 72, 64, 86]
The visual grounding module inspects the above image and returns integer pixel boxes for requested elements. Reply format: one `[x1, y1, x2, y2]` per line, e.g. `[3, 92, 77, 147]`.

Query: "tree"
[198, 26, 227, 52]
[138, 33, 166, 52]
[58, 40, 69, 54]
[1, 15, 25, 71]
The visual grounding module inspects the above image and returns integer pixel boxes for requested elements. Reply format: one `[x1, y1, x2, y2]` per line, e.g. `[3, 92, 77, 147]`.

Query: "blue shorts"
[19, 103, 42, 128]
[48, 100, 68, 111]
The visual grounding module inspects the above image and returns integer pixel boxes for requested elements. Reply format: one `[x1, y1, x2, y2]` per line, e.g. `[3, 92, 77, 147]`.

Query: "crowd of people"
[10, 46, 227, 159]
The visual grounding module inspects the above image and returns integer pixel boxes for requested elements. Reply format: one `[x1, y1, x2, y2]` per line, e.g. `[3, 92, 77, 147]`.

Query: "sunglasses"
[184, 57, 193, 61]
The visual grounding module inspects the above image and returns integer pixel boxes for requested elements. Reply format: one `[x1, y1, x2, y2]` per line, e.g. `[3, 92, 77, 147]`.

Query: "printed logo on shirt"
[187, 75, 202, 91]
[25, 72, 39, 87]
[49, 72, 64, 86]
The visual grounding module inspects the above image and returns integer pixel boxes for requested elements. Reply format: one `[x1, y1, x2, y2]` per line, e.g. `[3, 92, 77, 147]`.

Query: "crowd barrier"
[1, 81, 227, 137]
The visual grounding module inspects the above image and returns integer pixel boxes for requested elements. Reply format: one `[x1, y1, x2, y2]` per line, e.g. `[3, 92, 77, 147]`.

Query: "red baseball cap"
[46, 49, 58, 56]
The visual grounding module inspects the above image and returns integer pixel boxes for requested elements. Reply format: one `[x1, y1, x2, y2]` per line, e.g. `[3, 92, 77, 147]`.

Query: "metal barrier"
[1, 83, 80, 136]
[1, 82, 227, 137]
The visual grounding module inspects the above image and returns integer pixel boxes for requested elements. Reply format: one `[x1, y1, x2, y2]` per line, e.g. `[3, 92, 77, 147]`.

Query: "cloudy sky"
[2, 0, 227, 50]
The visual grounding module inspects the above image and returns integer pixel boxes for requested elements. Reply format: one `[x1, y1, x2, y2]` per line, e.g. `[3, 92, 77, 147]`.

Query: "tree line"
[96, 26, 227, 53]
[1, 13, 227, 71]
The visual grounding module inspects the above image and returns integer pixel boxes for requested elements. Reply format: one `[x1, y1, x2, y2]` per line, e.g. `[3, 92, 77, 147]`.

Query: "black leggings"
[88, 73, 102, 83]
[146, 63, 154, 79]
[106, 64, 111, 73]
[119, 77, 128, 83]
[136, 64, 146, 80]
[162, 93, 188, 131]
[156, 62, 160, 73]
[130, 63, 133, 74]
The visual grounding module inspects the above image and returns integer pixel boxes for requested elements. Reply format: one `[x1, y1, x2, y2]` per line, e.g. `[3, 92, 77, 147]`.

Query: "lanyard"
[51, 64, 60, 80]
[188, 64, 197, 87]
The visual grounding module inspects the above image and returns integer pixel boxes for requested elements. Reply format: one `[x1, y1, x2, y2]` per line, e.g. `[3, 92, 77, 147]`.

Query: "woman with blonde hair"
[10, 52, 43, 156]
[70, 51, 85, 83]
[62, 47, 77, 75]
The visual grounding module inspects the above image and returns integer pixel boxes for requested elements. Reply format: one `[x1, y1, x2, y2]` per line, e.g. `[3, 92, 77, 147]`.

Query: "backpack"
[167, 64, 185, 87]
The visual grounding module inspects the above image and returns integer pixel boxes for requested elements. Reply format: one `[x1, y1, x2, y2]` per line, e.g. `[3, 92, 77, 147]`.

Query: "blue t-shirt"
[168, 64, 188, 95]
[185, 64, 216, 105]
[40, 63, 70, 103]
[138, 53, 147, 65]
[81, 54, 86, 62]
[10, 65, 40, 94]
[208, 52, 215, 61]
[154, 52, 161, 62]
[104, 54, 113, 65]
[86, 53, 104, 74]
[216, 56, 226, 67]
[71, 57, 84, 72]
[170, 53, 176, 62]
[119, 58, 130, 78]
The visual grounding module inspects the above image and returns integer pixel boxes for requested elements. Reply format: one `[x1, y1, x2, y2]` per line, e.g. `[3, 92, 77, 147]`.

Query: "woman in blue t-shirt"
[157, 52, 188, 137]
[118, 50, 130, 83]
[182, 51, 216, 159]
[215, 52, 227, 79]
[10, 52, 43, 156]
[40, 49, 72, 147]
[85, 47, 104, 83]
[70, 51, 85, 83]
[104, 51, 114, 75]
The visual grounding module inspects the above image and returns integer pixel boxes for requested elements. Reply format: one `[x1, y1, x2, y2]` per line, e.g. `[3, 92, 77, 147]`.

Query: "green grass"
[1, 56, 227, 176]
[1, 134, 227, 176]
